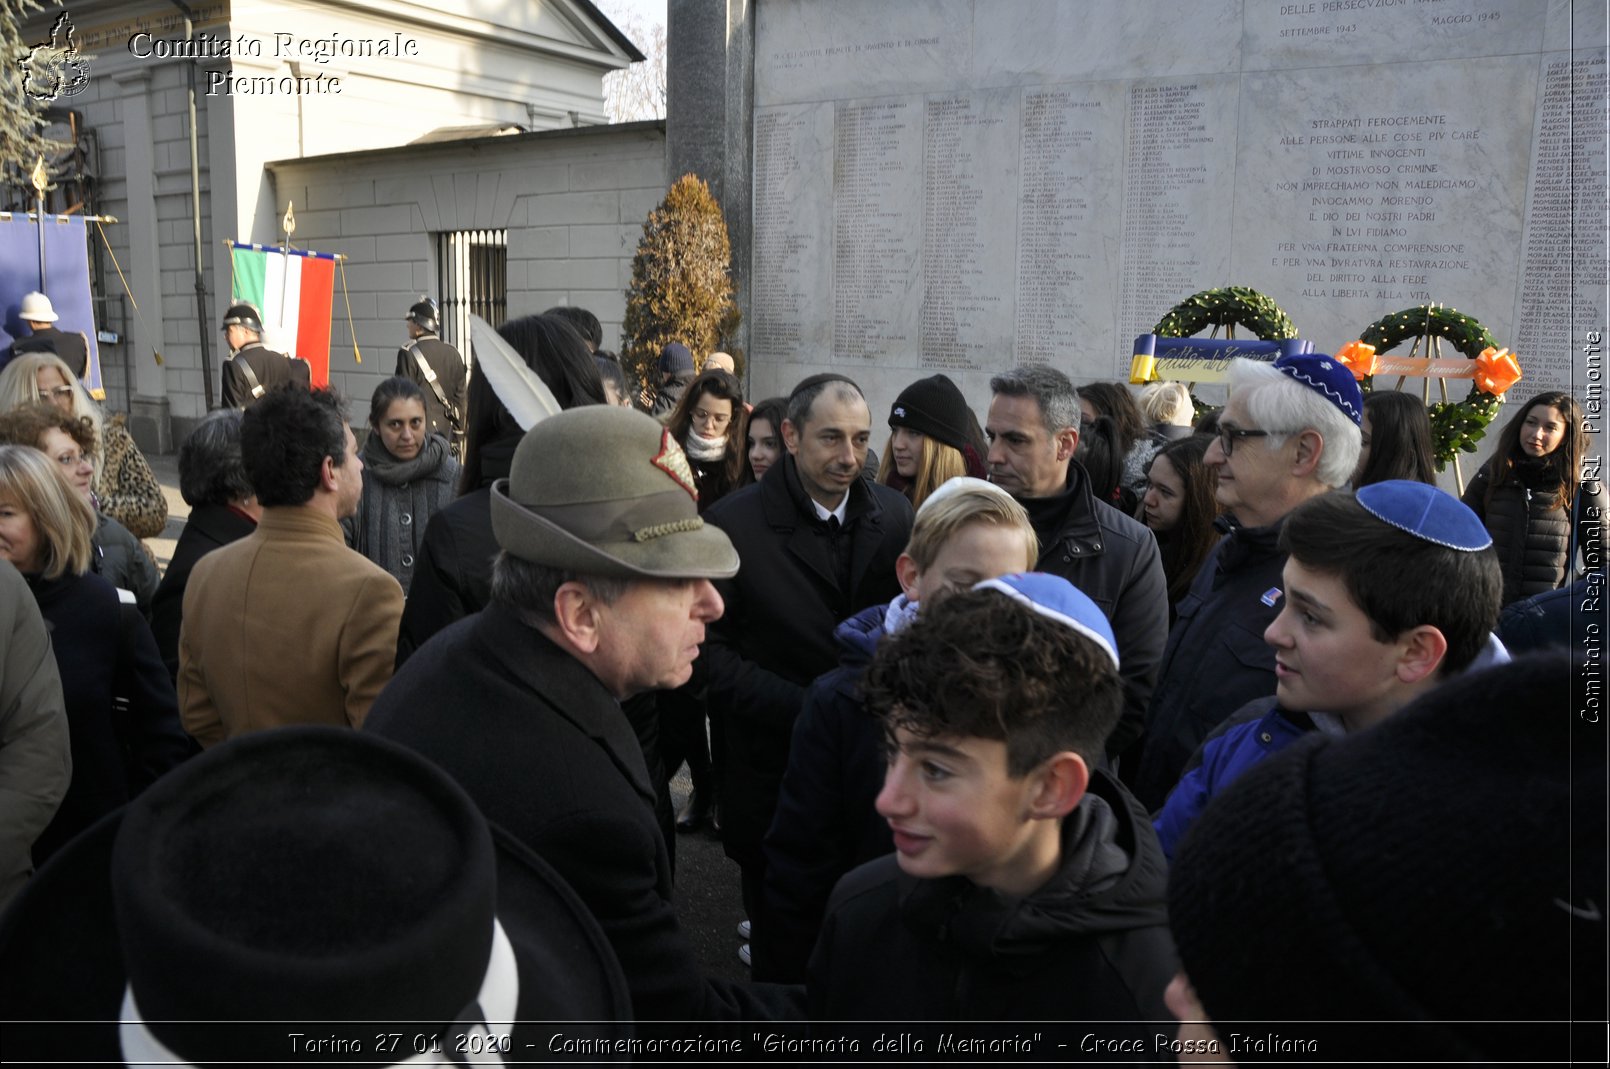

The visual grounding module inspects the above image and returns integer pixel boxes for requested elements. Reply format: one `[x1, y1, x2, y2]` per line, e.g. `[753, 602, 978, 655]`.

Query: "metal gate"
[435, 229, 507, 351]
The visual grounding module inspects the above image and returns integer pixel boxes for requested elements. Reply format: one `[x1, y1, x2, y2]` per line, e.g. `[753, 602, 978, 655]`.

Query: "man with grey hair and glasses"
[1134, 352, 1363, 810]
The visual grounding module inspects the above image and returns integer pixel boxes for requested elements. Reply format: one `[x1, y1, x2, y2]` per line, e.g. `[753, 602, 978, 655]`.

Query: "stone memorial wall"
[744, 0, 1606, 427]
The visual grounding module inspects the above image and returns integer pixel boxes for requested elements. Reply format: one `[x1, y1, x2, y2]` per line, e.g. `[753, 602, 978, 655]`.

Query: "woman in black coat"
[0, 446, 192, 864]
[1463, 390, 1606, 605]
[659, 369, 748, 832]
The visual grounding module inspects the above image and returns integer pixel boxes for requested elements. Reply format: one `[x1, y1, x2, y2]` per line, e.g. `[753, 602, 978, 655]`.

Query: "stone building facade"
[16, 0, 644, 447]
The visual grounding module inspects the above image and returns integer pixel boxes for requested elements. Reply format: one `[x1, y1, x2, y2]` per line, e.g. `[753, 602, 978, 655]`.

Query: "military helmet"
[406, 298, 439, 333]
[220, 302, 263, 334]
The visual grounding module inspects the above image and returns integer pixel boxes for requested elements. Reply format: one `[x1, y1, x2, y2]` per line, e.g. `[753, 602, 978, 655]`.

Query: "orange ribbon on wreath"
[1473, 347, 1522, 396]
[1333, 340, 1378, 380]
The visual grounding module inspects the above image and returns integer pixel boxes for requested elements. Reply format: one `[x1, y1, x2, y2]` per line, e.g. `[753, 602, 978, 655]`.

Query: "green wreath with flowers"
[1150, 286, 1300, 342]
[1351, 305, 1519, 470]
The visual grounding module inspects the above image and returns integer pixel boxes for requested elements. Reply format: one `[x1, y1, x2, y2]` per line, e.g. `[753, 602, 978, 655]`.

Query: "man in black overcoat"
[365, 405, 799, 1022]
[701, 374, 914, 969]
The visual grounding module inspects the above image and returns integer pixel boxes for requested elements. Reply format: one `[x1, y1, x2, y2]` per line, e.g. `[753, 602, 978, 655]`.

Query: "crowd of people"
[0, 294, 1601, 1061]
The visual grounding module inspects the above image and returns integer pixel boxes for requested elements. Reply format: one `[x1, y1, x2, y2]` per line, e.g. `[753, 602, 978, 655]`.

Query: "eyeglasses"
[691, 408, 732, 429]
[1216, 424, 1286, 457]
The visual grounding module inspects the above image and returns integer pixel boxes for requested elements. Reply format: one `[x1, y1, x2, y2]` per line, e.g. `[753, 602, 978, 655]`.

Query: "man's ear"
[1054, 426, 1079, 462]
[781, 417, 802, 457]
[1289, 429, 1325, 478]
[550, 582, 603, 654]
[1396, 625, 1449, 685]
[319, 455, 341, 494]
[895, 552, 922, 602]
[1026, 751, 1089, 820]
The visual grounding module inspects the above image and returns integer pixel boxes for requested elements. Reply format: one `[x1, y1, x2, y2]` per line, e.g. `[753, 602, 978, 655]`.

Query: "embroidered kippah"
[1356, 480, 1492, 551]
[973, 573, 1120, 670]
[1273, 353, 1364, 426]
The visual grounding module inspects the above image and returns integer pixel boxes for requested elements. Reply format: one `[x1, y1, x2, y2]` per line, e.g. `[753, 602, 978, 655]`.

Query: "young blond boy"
[755, 479, 1037, 981]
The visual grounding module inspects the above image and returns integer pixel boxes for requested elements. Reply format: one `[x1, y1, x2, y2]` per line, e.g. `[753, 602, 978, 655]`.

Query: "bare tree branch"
[597, 4, 667, 123]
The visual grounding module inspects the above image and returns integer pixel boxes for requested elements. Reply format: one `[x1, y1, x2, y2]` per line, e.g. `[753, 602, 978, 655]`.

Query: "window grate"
[435, 229, 507, 350]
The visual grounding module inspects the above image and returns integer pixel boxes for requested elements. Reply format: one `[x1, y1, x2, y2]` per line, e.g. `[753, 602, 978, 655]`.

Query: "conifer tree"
[622, 173, 741, 396]
[2, 0, 52, 177]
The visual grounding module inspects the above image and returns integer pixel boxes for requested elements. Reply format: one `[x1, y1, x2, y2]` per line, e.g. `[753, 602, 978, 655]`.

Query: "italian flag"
[230, 243, 338, 386]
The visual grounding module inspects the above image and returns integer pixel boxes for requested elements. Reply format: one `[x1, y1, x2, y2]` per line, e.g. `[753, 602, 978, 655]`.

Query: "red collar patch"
[651, 428, 700, 502]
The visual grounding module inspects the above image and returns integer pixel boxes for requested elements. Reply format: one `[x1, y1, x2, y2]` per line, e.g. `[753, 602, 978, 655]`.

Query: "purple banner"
[0, 214, 103, 397]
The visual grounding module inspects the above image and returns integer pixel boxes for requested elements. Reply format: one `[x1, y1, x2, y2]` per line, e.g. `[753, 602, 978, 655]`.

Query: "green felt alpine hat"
[490, 405, 740, 579]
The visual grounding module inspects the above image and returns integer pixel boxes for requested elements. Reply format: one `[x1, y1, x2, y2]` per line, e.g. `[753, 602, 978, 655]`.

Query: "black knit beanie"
[1167, 650, 1601, 1060]
[888, 374, 975, 454]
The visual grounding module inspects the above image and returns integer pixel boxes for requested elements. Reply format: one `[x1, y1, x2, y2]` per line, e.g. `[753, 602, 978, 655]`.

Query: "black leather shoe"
[675, 790, 710, 833]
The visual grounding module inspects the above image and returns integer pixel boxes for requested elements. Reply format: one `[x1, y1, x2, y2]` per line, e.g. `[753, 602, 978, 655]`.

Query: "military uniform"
[394, 333, 467, 444]
[221, 342, 310, 409]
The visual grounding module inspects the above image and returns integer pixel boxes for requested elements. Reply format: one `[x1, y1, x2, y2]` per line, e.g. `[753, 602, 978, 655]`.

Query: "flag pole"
[30, 156, 49, 286]
[278, 201, 296, 347]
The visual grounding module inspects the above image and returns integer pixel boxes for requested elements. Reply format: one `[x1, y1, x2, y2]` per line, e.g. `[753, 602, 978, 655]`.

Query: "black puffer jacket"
[1463, 457, 1605, 605]
[806, 771, 1176, 1024]
[1027, 463, 1169, 760]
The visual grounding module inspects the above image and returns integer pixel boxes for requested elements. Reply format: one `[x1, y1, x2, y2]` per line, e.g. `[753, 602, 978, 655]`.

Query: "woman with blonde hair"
[0, 352, 168, 538]
[0, 402, 160, 610]
[875, 374, 986, 510]
[0, 445, 189, 864]
[1137, 381, 1197, 442]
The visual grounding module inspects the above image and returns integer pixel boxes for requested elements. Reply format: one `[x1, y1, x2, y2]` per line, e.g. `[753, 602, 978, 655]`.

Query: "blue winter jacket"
[1152, 698, 1304, 860]
[1153, 633, 1512, 859]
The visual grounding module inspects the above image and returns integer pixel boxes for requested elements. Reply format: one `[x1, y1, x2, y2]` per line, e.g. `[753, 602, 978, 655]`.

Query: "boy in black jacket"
[807, 573, 1175, 1027]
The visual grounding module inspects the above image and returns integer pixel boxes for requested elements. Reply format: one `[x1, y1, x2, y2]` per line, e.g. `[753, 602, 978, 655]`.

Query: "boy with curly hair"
[806, 573, 1175, 1024]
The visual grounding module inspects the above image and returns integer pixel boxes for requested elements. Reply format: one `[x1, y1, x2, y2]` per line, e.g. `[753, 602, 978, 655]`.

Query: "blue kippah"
[972, 573, 1120, 670]
[1356, 480, 1492, 551]
[1273, 353, 1364, 426]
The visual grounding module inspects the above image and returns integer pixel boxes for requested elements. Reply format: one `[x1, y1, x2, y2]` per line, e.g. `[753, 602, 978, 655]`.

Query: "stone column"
[666, 0, 754, 365]
[109, 68, 172, 453]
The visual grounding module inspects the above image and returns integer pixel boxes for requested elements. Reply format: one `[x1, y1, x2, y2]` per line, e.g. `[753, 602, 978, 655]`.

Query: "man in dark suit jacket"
[702, 374, 914, 970]
[366, 406, 799, 1022]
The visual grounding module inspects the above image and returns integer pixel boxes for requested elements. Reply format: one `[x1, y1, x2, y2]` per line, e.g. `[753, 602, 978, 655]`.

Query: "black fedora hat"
[0, 727, 631, 1063]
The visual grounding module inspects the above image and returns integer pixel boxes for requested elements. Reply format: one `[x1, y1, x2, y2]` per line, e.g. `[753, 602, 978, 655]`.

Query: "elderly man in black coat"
[702, 373, 915, 971]
[365, 405, 799, 1023]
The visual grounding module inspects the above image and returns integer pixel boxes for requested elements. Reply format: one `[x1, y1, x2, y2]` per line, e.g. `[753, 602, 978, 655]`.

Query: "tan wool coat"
[178, 507, 403, 747]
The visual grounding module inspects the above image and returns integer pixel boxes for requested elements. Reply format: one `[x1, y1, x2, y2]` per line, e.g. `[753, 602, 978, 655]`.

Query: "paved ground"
[145, 454, 753, 985]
